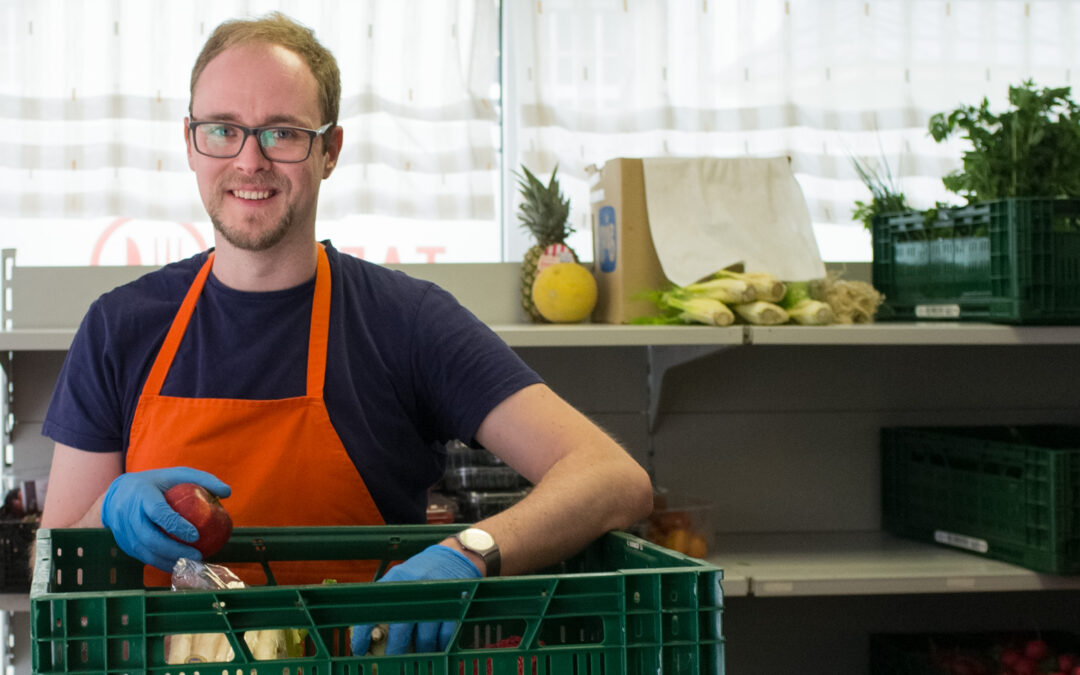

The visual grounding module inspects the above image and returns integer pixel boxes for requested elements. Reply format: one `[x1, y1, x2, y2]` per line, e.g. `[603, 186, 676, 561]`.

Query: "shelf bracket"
[647, 343, 739, 434]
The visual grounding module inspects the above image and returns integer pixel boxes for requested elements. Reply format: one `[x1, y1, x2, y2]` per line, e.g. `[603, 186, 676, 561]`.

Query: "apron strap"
[140, 252, 215, 397]
[307, 243, 331, 398]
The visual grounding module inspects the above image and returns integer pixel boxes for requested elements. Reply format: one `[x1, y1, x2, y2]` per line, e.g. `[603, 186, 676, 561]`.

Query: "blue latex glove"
[351, 544, 480, 655]
[100, 467, 231, 573]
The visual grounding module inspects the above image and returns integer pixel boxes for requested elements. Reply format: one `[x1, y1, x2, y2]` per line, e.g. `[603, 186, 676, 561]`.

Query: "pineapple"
[516, 164, 576, 322]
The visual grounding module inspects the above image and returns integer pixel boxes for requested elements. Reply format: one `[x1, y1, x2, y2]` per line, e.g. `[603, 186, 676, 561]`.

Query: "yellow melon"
[530, 262, 598, 323]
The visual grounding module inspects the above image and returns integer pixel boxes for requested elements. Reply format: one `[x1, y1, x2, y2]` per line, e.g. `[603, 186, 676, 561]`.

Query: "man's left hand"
[350, 544, 480, 655]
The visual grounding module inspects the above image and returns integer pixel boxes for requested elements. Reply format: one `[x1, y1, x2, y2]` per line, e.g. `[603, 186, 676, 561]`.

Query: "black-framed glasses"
[189, 120, 334, 163]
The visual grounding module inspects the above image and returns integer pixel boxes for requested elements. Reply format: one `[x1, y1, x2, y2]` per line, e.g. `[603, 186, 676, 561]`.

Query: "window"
[3, 1, 1078, 267]
[1, 0, 501, 266]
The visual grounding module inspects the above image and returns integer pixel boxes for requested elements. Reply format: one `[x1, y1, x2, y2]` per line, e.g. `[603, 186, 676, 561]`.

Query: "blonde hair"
[190, 12, 341, 128]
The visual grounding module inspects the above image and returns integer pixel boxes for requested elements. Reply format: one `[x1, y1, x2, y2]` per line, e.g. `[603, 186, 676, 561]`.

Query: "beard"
[210, 203, 296, 252]
[207, 176, 294, 252]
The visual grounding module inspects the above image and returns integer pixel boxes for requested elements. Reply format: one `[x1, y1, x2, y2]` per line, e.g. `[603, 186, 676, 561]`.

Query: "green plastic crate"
[30, 525, 724, 674]
[881, 426, 1080, 574]
[872, 198, 1080, 323]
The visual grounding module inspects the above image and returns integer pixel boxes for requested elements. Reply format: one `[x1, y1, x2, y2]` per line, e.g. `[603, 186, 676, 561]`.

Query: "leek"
[683, 277, 757, 304]
[786, 298, 833, 325]
[733, 301, 789, 325]
[669, 295, 735, 326]
[711, 270, 786, 303]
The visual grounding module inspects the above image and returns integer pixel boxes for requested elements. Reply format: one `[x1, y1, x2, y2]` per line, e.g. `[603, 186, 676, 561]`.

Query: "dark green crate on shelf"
[872, 198, 1080, 323]
[30, 525, 723, 674]
[881, 426, 1080, 574]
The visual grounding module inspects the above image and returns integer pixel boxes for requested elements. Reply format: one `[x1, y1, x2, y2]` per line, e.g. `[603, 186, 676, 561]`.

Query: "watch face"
[461, 528, 494, 551]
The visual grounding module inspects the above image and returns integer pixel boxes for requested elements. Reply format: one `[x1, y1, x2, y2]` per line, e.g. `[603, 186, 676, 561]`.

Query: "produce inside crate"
[881, 425, 1080, 574]
[638, 491, 715, 559]
[869, 630, 1080, 675]
[872, 198, 1080, 323]
[30, 525, 724, 674]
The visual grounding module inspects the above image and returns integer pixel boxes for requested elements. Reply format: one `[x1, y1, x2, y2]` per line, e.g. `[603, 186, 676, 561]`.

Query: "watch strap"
[454, 528, 501, 577]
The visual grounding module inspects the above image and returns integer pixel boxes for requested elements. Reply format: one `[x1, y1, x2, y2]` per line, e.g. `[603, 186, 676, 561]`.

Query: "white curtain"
[4, 1, 1079, 266]
[0, 0, 499, 265]
[505, 0, 1080, 262]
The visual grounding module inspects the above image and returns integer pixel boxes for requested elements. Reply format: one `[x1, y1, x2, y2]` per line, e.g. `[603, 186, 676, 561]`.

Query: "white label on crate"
[934, 530, 989, 554]
[915, 304, 962, 319]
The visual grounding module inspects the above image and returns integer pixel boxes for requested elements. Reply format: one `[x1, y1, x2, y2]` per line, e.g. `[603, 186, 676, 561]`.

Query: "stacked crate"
[440, 440, 530, 523]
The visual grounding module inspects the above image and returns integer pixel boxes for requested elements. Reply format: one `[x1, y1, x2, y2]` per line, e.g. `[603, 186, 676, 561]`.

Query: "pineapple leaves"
[515, 164, 574, 246]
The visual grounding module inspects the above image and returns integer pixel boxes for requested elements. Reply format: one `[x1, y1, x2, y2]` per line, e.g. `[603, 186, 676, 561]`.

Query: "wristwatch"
[454, 527, 501, 577]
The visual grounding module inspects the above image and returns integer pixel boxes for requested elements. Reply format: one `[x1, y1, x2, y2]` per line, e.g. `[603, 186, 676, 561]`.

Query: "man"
[38, 12, 652, 657]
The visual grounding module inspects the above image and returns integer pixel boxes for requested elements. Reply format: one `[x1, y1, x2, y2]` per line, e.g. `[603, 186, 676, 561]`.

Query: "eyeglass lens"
[195, 123, 313, 161]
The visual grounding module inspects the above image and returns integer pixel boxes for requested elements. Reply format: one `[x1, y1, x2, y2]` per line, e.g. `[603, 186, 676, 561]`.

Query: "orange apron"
[127, 244, 384, 587]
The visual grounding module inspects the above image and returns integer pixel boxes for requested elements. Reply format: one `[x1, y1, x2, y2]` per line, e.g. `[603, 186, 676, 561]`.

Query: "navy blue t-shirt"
[42, 242, 542, 523]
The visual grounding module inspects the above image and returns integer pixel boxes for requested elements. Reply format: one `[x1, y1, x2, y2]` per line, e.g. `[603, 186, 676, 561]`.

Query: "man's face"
[185, 43, 341, 252]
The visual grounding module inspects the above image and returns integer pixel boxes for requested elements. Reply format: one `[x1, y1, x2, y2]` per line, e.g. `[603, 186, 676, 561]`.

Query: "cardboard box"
[589, 158, 670, 324]
[590, 156, 824, 324]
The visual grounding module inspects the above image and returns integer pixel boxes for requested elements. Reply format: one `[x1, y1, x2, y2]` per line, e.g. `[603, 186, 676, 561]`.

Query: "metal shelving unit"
[710, 531, 1080, 598]
[4, 322, 1080, 351]
[3, 251, 1079, 673]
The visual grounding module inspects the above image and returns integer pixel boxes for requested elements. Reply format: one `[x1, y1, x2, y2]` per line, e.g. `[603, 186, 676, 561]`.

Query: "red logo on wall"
[91, 218, 209, 266]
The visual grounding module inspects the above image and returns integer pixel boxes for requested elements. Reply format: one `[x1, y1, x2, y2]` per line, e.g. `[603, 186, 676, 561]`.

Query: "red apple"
[1001, 648, 1023, 668]
[1059, 654, 1078, 673]
[1024, 639, 1049, 663]
[1012, 657, 1037, 675]
[164, 483, 233, 558]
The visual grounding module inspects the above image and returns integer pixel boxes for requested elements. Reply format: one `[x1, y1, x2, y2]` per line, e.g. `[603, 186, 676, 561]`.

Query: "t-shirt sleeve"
[410, 283, 543, 444]
[41, 300, 126, 453]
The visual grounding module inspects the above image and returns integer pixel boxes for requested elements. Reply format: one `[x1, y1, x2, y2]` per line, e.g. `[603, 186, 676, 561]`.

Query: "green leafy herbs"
[928, 79, 1080, 202]
[851, 151, 910, 231]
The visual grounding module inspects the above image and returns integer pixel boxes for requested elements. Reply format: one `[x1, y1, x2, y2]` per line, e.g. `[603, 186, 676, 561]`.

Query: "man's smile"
[229, 189, 277, 201]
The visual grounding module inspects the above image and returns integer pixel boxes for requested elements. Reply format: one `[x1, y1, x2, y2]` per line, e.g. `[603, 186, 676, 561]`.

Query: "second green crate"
[882, 425, 1080, 574]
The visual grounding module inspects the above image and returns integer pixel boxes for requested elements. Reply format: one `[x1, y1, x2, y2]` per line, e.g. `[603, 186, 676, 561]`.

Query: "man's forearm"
[31, 492, 108, 576]
[442, 446, 653, 577]
[41, 492, 107, 530]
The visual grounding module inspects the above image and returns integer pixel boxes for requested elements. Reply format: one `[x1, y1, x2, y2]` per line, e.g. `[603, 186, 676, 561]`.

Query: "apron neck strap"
[306, 243, 331, 397]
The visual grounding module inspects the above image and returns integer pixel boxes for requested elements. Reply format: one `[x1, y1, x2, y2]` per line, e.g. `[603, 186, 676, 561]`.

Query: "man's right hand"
[100, 467, 231, 572]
